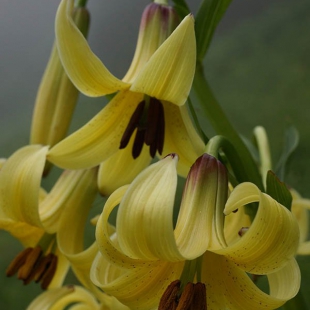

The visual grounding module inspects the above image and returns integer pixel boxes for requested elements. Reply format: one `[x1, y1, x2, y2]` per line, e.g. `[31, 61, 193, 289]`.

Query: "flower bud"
[30, 6, 90, 174]
[123, 2, 179, 83]
[178, 153, 228, 251]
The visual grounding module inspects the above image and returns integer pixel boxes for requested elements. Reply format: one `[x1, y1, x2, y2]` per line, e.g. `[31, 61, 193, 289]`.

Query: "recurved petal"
[96, 185, 155, 269]
[116, 155, 183, 261]
[130, 15, 196, 106]
[0, 219, 44, 248]
[47, 91, 143, 169]
[162, 102, 204, 177]
[91, 252, 183, 310]
[40, 169, 93, 233]
[27, 286, 75, 310]
[98, 134, 151, 196]
[216, 182, 299, 274]
[55, 168, 104, 300]
[0, 145, 48, 227]
[201, 252, 300, 310]
[56, 0, 129, 97]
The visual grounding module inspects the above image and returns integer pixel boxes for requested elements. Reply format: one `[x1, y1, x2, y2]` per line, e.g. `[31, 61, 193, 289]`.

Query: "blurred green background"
[1, 0, 310, 308]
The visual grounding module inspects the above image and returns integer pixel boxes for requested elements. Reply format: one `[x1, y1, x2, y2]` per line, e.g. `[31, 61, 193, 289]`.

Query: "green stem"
[280, 290, 308, 310]
[76, 0, 88, 7]
[193, 62, 264, 191]
[205, 136, 251, 184]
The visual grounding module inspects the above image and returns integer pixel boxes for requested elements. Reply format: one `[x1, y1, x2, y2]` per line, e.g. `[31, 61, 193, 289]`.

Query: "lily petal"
[96, 185, 157, 268]
[98, 134, 151, 196]
[162, 102, 204, 176]
[116, 155, 183, 261]
[216, 182, 299, 274]
[48, 91, 143, 169]
[0, 145, 48, 227]
[91, 252, 183, 310]
[201, 252, 299, 310]
[27, 285, 75, 310]
[130, 14, 196, 106]
[55, 0, 129, 96]
[48, 286, 101, 310]
[40, 170, 91, 233]
[56, 168, 104, 300]
[0, 219, 44, 248]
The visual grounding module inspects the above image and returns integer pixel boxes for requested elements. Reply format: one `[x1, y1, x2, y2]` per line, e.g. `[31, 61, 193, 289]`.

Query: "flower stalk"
[193, 63, 263, 191]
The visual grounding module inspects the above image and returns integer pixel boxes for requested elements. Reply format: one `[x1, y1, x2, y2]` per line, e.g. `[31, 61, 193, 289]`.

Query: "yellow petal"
[0, 145, 48, 227]
[116, 155, 183, 261]
[40, 169, 95, 233]
[216, 182, 299, 274]
[162, 102, 204, 176]
[0, 219, 44, 248]
[130, 15, 196, 106]
[55, 168, 104, 300]
[55, 0, 129, 96]
[48, 286, 101, 310]
[48, 91, 143, 169]
[96, 185, 154, 269]
[91, 252, 183, 310]
[27, 286, 75, 310]
[98, 133, 151, 196]
[201, 252, 300, 310]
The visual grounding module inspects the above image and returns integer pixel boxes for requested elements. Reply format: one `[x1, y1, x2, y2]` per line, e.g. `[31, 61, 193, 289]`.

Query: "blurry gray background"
[1, 0, 310, 309]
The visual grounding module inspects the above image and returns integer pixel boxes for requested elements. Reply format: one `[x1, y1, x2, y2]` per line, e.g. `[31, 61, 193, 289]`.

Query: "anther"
[120, 97, 165, 159]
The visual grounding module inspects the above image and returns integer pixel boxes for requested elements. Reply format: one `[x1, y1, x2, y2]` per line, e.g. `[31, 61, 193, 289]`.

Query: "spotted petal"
[130, 14, 196, 106]
[91, 252, 183, 310]
[56, 0, 129, 96]
[201, 252, 300, 310]
[215, 182, 300, 274]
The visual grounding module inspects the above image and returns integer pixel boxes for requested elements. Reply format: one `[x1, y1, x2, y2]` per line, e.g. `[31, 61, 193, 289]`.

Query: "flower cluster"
[0, 0, 307, 309]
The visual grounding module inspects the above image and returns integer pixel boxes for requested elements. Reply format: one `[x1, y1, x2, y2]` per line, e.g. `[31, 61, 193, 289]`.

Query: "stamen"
[159, 280, 180, 310]
[40, 255, 58, 289]
[120, 97, 165, 158]
[132, 128, 146, 159]
[17, 246, 42, 280]
[238, 227, 249, 237]
[120, 100, 145, 149]
[191, 282, 206, 310]
[159, 280, 206, 310]
[177, 282, 194, 309]
[6, 247, 33, 277]
[6, 246, 58, 290]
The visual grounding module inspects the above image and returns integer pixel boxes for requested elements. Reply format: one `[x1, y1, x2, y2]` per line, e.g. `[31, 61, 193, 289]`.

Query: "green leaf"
[171, 0, 190, 19]
[195, 0, 232, 62]
[275, 126, 299, 181]
[266, 170, 292, 210]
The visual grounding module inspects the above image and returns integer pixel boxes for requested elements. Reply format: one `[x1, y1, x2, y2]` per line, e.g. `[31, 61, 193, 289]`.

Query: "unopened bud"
[30, 6, 90, 175]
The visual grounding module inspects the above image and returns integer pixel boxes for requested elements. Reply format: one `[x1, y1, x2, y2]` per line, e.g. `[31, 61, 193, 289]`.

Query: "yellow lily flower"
[27, 285, 129, 310]
[47, 0, 204, 179]
[91, 154, 300, 309]
[0, 145, 96, 289]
